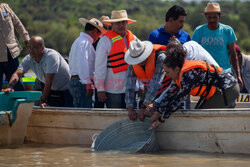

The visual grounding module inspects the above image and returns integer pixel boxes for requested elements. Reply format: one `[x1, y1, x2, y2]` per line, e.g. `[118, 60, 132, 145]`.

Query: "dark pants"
[47, 89, 73, 107]
[105, 92, 126, 109]
[240, 87, 248, 93]
[94, 89, 104, 108]
[33, 78, 73, 107]
[0, 49, 25, 91]
[198, 84, 240, 109]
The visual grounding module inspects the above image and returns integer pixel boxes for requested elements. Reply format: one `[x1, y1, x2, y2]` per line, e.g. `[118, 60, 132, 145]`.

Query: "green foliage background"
[1, 0, 250, 56]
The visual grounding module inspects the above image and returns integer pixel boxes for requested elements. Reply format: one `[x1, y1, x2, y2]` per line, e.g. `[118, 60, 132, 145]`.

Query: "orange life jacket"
[176, 60, 223, 100]
[105, 30, 135, 73]
[132, 44, 172, 96]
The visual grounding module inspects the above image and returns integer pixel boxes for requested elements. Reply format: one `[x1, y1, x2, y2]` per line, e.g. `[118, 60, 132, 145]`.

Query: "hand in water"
[149, 120, 161, 130]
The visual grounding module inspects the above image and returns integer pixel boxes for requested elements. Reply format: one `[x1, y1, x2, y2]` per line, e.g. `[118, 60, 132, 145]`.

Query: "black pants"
[33, 79, 73, 107]
[199, 84, 240, 109]
[0, 49, 25, 91]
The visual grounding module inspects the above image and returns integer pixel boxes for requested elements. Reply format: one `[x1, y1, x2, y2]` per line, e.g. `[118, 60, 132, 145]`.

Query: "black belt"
[71, 75, 79, 79]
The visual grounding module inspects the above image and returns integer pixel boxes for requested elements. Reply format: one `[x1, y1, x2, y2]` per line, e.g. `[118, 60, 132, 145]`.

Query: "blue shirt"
[148, 25, 191, 45]
[192, 23, 237, 71]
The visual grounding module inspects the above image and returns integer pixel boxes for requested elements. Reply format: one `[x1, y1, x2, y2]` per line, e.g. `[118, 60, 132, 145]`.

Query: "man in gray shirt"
[2, 36, 72, 107]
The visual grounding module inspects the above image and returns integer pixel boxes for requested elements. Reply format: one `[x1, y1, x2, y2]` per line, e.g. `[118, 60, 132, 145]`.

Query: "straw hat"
[99, 15, 110, 26]
[79, 18, 107, 34]
[125, 39, 153, 65]
[204, 2, 221, 13]
[100, 16, 110, 22]
[102, 10, 136, 26]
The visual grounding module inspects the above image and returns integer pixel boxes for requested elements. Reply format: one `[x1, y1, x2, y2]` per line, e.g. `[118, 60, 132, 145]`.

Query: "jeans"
[64, 89, 73, 107]
[0, 50, 25, 91]
[69, 78, 92, 108]
[105, 92, 126, 108]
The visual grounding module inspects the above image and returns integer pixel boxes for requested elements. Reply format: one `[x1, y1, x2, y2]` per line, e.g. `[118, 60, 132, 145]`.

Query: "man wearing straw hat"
[192, 2, 243, 89]
[68, 18, 106, 108]
[99, 16, 112, 31]
[124, 39, 219, 121]
[125, 39, 171, 121]
[94, 10, 136, 108]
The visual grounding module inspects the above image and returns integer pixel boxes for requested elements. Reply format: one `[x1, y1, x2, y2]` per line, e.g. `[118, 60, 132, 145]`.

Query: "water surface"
[0, 144, 250, 167]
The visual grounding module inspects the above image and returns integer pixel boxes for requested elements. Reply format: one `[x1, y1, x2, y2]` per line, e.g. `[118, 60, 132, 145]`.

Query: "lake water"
[1, 144, 250, 167]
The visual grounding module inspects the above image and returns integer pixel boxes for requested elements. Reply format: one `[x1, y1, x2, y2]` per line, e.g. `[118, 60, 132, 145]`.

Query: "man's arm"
[125, 66, 138, 121]
[125, 66, 137, 108]
[5, 4, 30, 43]
[229, 42, 243, 89]
[40, 73, 55, 107]
[144, 54, 166, 106]
[77, 43, 93, 97]
[95, 37, 110, 102]
[2, 69, 24, 93]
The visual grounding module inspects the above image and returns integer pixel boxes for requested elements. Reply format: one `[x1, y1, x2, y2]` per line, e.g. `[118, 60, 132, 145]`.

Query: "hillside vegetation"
[2, 0, 250, 56]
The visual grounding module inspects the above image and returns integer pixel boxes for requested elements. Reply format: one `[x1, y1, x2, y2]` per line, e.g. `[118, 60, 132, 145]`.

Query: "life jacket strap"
[195, 63, 228, 108]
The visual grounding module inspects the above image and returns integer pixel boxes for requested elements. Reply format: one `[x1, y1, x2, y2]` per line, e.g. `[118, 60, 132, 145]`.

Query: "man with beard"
[148, 5, 191, 45]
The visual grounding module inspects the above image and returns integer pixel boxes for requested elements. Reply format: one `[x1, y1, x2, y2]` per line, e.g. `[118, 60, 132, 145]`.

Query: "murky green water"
[0, 144, 250, 167]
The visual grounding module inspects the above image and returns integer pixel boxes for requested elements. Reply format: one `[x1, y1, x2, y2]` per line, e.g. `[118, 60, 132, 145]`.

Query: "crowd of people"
[1, 2, 248, 129]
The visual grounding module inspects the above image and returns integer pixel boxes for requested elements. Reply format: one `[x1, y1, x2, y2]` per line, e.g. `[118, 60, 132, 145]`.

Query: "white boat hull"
[26, 108, 126, 145]
[157, 109, 250, 154]
[26, 106, 250, 154]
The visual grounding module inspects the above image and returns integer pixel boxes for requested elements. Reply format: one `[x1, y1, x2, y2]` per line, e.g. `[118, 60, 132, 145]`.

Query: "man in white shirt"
[95, 10, 136, 108]
[183, 40, 219, 66]
[69, 18, 106, 108]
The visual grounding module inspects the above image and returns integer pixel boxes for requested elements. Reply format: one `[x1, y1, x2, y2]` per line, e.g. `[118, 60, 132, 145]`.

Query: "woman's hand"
[149, 112, 162, 129]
